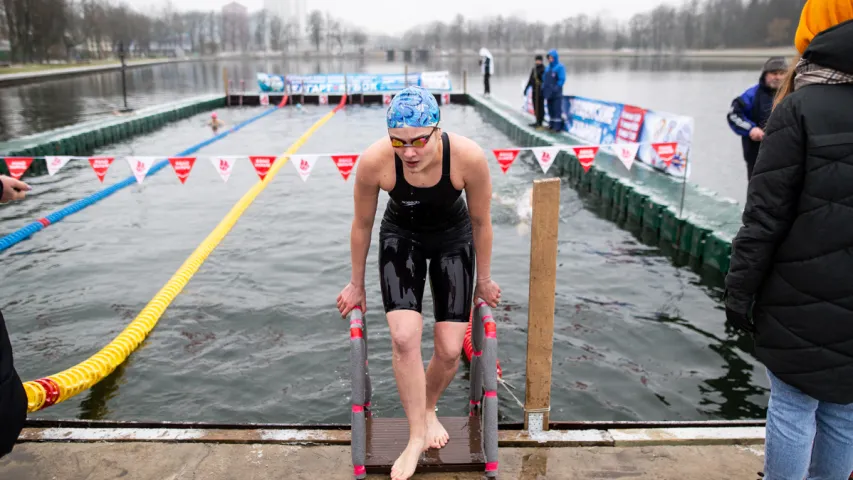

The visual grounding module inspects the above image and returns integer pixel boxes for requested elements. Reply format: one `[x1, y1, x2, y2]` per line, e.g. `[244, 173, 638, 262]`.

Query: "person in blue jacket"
[541, 49, 566, 133]
[726, 56, 789, 180]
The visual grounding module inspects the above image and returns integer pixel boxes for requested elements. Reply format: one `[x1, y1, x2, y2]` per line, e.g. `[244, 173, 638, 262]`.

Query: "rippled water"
[0, 104, 768, 424]
[0, 56, 773, 205]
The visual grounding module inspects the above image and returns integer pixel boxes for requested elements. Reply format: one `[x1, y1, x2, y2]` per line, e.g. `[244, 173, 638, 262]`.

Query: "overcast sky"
[147, 0, 677, 35]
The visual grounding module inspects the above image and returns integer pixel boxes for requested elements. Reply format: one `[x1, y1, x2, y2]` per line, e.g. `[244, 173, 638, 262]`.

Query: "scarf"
[794, 57, 853, 91]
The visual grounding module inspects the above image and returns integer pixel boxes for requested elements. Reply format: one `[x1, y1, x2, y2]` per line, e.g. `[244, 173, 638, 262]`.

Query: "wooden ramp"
[365, 416, 485, 474]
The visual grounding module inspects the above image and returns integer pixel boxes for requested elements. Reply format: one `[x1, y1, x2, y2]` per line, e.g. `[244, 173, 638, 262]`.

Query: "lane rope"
[0, 97, 288, 253]
[23, 95, 347, 412]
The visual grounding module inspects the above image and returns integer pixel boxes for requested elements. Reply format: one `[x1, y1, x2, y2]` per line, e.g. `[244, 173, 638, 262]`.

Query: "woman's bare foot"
[391, 437, 424, 480]
[425, 411, 449, 449]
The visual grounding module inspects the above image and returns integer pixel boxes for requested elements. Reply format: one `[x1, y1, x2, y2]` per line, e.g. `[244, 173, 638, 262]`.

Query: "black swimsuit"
[378, 132, 475, 322]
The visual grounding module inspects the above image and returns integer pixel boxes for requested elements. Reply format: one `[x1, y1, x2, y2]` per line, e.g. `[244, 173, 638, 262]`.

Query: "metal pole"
[463, 69, 468, 95]
[119, 41, 128, 110]
[404, 64, 408, 87]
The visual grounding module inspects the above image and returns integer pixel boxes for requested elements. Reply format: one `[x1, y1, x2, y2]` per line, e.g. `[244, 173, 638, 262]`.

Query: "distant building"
[222, 1, 250, 52]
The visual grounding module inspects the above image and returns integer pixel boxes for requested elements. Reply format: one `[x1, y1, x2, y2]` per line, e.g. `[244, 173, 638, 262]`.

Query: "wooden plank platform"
[365, 416, 485, 474]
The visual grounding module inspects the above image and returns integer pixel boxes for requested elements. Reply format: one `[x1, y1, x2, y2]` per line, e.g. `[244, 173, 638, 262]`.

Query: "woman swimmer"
[336, 85, 501, 480]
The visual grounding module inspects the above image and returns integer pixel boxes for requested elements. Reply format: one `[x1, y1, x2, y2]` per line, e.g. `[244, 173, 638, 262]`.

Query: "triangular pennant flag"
[249, 155, 277, 181]
[45, 156, 72, 176]
[530, 147, 561, 174]
[652, 142, 678, 168]
[169, 157, 196, 184]
[492, 149, 521, 174]
[88, 157, 114, 183]
[291, 155, 319, 182]
[571, 146, 599, 173]
[211, 157, 237, 183]
[611, 143, 640, 171]
[4, 157, 33, 180]
[126, 157, 156, 184]
[331, 154, 359, 181]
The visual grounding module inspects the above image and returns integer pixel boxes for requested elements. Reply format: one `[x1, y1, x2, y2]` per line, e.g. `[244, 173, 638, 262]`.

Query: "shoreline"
[0, 57, 212, 87]
[0, 47, 796, 87]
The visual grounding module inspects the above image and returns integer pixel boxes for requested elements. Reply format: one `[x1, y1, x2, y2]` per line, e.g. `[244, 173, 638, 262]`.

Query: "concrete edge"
[17, 425, 765, 448]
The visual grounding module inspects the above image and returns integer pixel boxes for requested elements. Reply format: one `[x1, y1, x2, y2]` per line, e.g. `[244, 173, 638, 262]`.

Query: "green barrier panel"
[660, 207, 684, 245]
[642, 200, 664, 232]
[59, 138, 72, 155]
[627, 190, 648, 223]
[702, 233, 732, 274]
[600, 175, 615, 207]
[580, 167, 592, 192]
[590, 169, 604, 198]
[613, 182, 631, 223]
[688, 226, 712, 259]
[93, 130, 103, 148]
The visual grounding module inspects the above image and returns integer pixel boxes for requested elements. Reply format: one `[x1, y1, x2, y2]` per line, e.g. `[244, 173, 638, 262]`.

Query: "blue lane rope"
[0, 104, 282, 253]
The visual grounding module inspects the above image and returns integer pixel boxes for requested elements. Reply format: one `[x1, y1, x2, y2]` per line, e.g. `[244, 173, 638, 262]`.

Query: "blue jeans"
[764, 369, 853, 479]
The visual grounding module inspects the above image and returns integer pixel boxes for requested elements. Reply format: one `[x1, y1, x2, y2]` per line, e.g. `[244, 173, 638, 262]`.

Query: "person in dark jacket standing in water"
[524, 55, 546, 129]
[541, 49, 566, 133]
[726, 56, 789, 180]
[0, 174, 32, 459]
[724, 1, 853, 478]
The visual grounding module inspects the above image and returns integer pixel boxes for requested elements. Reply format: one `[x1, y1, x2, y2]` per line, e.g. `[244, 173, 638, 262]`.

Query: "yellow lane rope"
[24, 101, 346, 412]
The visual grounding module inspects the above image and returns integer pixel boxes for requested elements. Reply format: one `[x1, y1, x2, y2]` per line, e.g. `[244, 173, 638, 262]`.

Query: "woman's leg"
[424, 239, 475, 449]
[807, 398, 853, 479]
[764, 369, 818, 480]
[379, 234, 429, 480]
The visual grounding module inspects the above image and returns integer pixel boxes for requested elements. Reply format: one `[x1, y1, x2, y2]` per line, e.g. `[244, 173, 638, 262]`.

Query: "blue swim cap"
[386, 86, 440, 129]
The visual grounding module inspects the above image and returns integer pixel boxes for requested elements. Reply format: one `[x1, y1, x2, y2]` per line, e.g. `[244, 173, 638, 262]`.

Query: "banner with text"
[521, 92, 692, 179]
[258, 71, 452, 94]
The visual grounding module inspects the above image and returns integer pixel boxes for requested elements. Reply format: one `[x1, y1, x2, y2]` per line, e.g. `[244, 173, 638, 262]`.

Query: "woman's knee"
[387, 310, 422, 355]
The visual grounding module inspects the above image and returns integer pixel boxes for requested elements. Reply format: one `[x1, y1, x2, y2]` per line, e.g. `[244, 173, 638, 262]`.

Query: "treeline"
[401, 0, 807, 51]
[0, 0, 368, 63]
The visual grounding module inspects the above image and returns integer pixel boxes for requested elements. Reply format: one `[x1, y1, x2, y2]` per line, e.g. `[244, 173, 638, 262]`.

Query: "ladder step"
[365, 415, 486, 474]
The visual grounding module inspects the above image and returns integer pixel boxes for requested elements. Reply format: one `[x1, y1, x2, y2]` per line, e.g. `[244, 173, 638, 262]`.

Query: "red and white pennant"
[2, 154, 363, 184]
[490, 141, 678, 174]
[2, 142, 679, 184]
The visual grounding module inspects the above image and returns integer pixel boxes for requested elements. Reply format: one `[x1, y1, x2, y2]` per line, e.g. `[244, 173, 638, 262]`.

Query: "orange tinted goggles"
[389, 126, 438, 148]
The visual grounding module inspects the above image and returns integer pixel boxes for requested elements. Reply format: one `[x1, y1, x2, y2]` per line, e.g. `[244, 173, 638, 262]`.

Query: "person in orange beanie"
[725, 0, 853, 478]
[794, 0, 853, 54]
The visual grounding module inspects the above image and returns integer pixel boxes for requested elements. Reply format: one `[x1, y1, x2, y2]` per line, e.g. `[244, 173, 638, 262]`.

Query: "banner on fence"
[521, 91, 693, 179]
[258, 71, 452, 94]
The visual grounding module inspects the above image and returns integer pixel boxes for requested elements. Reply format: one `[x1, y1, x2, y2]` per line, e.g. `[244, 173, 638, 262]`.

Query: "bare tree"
[269, 14, 282, 51]
[306, 9, 322, 52]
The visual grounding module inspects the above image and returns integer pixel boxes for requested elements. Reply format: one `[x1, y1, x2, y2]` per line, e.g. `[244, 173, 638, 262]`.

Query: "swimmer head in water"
[386, 85, 441, 173]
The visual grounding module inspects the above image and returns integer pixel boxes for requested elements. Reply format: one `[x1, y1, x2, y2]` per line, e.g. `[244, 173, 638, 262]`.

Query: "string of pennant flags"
[0, 141, 678, 184]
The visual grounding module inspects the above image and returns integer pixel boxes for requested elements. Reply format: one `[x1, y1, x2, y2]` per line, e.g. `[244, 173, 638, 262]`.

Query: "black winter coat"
[725, 19, 853, 404]
[0, 310, 27, 458]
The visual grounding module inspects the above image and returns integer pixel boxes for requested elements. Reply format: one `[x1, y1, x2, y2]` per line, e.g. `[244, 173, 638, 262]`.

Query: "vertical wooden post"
[524, 177, 561, 433]
[463, 70, 467, 95]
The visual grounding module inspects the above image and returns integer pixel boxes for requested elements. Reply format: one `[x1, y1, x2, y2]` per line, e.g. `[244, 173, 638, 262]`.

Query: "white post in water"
[524, 178, 560, 433]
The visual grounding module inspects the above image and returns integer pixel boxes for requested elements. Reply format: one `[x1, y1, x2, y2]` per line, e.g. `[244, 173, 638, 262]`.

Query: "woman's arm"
[350, 151, 380, 288]
[725, 97, 804, 314]
[463, 145, 494, 282]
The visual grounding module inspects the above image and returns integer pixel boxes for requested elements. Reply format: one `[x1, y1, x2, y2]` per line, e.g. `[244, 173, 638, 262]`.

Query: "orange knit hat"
[795, 0, 853, 54]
